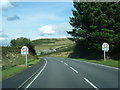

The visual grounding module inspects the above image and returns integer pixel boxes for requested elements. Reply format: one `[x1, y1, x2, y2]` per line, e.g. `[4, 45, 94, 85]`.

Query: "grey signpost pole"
[104, 50, 106, 61]
[26, 54, 28, 66]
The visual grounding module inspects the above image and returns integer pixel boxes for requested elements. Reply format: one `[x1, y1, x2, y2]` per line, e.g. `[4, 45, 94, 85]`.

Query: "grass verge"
[0, 69, 2, 80]
[28, 59, 40, 66]
[2, 59, 40, 80]
[2, 66, 27, 80]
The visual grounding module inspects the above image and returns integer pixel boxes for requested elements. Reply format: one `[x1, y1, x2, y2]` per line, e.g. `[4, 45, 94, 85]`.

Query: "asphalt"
[2, 57, 119, 90]
[2, 58, 45, 89]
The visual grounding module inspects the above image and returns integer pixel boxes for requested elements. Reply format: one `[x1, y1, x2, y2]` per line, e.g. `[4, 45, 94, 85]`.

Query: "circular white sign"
[102, 42, 109, 52]
[21, 46, 29, 55]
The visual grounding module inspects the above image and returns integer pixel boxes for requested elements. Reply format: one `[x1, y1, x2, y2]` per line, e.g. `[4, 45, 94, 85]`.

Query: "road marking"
[17, 60, 42, 90]
[83, 77, 99, 90]
[64, 63, 68, 66]
[24, 59, 47, 90]
[61, 61, 63, 63]
[81, 61, 119, 70]
[70, 59, 118, 70]
[70, 67, 78, 73]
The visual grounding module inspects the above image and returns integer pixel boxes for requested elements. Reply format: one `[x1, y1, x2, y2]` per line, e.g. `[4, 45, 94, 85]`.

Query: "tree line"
[10, 37, 36, 56]
[68, 2, 120, 60]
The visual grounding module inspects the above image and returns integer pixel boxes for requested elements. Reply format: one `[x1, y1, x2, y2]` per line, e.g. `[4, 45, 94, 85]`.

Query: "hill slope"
[32, 38, 75, 51]
[32, 38, 75, 57]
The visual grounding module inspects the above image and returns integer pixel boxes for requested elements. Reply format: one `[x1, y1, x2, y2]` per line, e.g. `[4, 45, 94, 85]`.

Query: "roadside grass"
[2, 66, 27, 80]
[28, 59, 40, 66]
[0, 69, 2, 80]
[3, 54, 26, 70]
[2, 59, 40, 80]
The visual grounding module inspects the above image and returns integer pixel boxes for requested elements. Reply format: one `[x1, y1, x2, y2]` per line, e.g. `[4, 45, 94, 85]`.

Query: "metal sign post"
[26, 54, 28, 66]
[102, 42, 109, 61]
[104, 50, 106, 61]
[21, 46, 29, 66]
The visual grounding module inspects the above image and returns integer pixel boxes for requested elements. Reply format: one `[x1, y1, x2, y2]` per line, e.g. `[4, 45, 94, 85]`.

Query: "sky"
[0, 0, 74, 46]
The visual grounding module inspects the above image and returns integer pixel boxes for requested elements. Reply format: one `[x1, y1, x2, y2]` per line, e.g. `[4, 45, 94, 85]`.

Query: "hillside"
[32, 38, 75, 57]
[32, 38, 75, 51]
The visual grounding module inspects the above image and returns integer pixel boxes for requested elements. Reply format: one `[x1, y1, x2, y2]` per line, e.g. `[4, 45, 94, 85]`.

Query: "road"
[2, 57, 119, 90]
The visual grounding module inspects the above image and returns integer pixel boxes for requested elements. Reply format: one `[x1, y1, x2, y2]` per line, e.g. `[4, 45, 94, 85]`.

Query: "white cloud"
[60, 35, 72, 38]
[0, 0, 14, 10]
[0, 37, 10, 46]
[0, 30, 11, 46]
[38, 22, 73, 38]
[0, 37, 6, 40]
[38, 25, 55, 34]
[34, 36, 49, 40]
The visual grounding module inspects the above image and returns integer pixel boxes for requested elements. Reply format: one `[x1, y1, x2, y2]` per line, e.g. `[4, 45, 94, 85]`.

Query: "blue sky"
[0, 1, 74, 46]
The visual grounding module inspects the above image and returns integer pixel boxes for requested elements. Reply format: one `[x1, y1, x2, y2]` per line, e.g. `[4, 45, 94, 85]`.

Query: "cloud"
[0, 37, 6, 40]
[38, 22, 73, 38]
[0, 0, 19, 11]
[0, 0, 13, 10]
[0, 31, 10, 46]
[7, 15, 20, 21]
[38, 25, 56, 35]
[0, 38, 10, 46]
[34, 36, 49, 40]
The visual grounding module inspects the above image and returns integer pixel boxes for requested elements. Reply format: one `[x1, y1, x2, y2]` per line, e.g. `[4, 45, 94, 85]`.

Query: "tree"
[10, 37, 31, 47]
[68, 2, 120, 59]
[10, 37, 36, 55]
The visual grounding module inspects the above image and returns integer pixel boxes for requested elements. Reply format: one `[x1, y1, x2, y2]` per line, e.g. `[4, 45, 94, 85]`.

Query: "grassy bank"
[2, 59, 40, 80]
[2, 46, 40, 80]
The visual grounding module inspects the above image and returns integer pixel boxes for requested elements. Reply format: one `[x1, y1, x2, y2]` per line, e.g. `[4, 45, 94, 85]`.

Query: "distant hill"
[32, 38, 75, 52]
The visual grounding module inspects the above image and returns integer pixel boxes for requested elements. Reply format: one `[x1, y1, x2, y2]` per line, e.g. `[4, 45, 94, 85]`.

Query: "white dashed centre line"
[83, 77, 99, 90]
[58, 59, 99, 90]
[64, 63, 68, 66]
[70, 67, 78, 73]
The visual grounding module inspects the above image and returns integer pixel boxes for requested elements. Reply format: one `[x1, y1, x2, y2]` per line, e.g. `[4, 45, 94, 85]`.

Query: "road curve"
[2, 57, 119, 90]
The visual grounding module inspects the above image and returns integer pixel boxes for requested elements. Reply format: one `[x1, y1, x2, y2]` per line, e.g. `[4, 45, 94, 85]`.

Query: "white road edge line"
[71, 59, 118, 70]
[64, 63, 68, 66]
[83, 77, 99, 90]
[24, 59, 47, 90]
[17, 60, 42, 89]
[70, 67, 78, 73]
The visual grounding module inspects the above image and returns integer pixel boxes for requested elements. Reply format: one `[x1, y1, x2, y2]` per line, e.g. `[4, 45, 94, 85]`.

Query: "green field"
[32, 38, 75, 52]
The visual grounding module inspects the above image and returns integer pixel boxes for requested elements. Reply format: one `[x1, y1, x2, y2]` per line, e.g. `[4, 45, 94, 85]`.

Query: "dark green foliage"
[10, 37, 36, 55]
[10, 37, 31, 47]
[68, 2, 120, 60]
